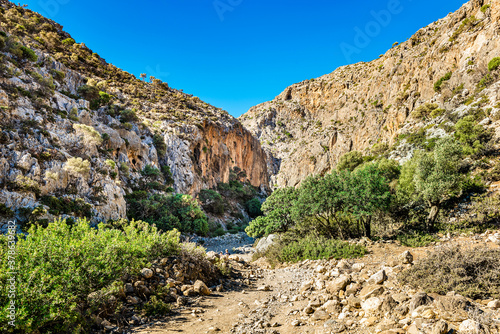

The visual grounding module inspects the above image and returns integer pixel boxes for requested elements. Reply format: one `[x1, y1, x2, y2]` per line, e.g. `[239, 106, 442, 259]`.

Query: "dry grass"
[399, 244, 500, 299]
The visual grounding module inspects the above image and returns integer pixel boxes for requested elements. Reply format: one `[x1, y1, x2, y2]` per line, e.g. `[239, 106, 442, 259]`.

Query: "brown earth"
[131, 232, 500, 334]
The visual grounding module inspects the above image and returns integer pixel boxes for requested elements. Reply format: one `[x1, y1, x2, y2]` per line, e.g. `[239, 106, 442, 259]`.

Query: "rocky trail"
[130, 231, 500, 334]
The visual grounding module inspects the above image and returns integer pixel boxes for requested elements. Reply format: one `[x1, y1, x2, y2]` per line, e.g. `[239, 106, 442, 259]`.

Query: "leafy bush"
[397, 137, 464, 229]
[120, 109, 138, 123]
[153, 134, 167, 157]
[64, 157, 90, 176]
[268, 235, 366, 263]
[73, 124, 103, 146]
[337, 151, 364, 171]
[198, 189, 225, 216]
[40, 196, 92, 218]
[61, 38, 75, 45]
[396, 232, 438, 247]
[245, 198, 262, 218]
[0, 203, 14, 217]
[143, 296, 171, 316]
[90, 91, 112, 109]
[77, 84, 99, 101]
[142, 164, 161, 177]
[0, 218, 181, 333]
[434, 72, 452, 92]
[454, 115, 492, 155]
[105, 159, 116, 169]
[126, 192, 209, 235]
[399, 245, 500, 299]
[412, 103, 437, 119]
[488, 57, 500, 72]
[19, 45, 37, 62]
[245, 187, 298, 237]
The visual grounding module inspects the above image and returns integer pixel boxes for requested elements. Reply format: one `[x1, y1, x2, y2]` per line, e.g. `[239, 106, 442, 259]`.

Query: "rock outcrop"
[240, 0, 500, 189]
[0, 0, 268, 229]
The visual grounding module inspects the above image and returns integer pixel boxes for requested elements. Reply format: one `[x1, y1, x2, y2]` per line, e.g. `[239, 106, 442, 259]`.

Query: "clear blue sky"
[23, 0, 465, 117]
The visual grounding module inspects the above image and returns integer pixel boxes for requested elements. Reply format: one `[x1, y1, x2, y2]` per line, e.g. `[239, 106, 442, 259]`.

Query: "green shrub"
[488, 57, 500, 72]
[61, 38, 75, 45]
[142, 164, 161, 177]
[198, 189, 225, 216]
[153, 134, 167, 157]
[49, 69, 65, 81]
[120, 109, 138, 123]
[434, 72, 452, 92]
[143, 296, 171, 316]
[481, 4, 490, 13]
[0, 203, 14, 217]
[398, 245, 500, 299]
[245, 198, 263, 218]
[396, 232, 438, 247]
[410, 103, 445, 119]
[40, 196, 92, 218]
[64, 157, 90, 176]
[126, 192, 209, 235]
[77, 84, 99, 101]
[245, 187, 298, 237]
[269, 235, 367, 263]
[105, 159, 116, 169]
[454, 115, 492, 155]
[19, 46, 37, 62]
[0, 218, 181, 333]
[337, 151, 364, 171]
[161, 165, 174, 185]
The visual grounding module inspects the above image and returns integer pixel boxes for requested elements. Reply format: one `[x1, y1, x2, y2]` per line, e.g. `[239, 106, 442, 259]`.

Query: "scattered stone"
[193, 280, 211, 296]
[409, 292, 433, 312]
[326, 275, 351, 294]
[367, 269, 387, 285]
[141, 268, 153, 279]
[432, 320, 448, 334]
[459, 319, 484, 334]
[399, 250, 414, 264]
[359, 284, 385, 300]
[487, 299, 500, 309]
[323, 319, 347, 332]
[361, 297, 382, 315]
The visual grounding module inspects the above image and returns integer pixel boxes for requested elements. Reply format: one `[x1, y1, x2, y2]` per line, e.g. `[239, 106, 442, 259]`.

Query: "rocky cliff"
[240, 0, 500, 189]
[0, 0, 268, 229]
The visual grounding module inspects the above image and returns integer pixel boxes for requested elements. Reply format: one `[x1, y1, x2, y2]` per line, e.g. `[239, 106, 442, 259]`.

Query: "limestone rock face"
[240, 0, 500, 189]
[0, 0, 268, 229]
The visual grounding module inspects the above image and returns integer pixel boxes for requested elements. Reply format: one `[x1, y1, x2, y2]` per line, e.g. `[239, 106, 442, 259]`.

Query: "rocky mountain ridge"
[240, 0, 500, 189]
[0, 0, 268, 230]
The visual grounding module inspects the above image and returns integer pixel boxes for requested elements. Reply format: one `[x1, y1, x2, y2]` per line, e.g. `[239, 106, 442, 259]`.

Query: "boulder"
[399, 250, 413, 264]
[459, 319, 485, 334]
[367, 269, 387, 285]
[255, 234, 278, 253]
[193, 280, 211, 296]
[409, 292, 432, 312]
[326, 274, 351, 294]
[359, 284, 385, 300]
[362, 297, 382, 315]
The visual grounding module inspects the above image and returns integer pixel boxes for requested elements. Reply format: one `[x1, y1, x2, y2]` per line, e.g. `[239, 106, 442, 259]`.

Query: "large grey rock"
[255, 234, 278, 253]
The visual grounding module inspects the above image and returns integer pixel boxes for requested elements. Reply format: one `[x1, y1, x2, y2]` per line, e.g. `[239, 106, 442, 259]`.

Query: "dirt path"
[131, 233, 500, 334]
